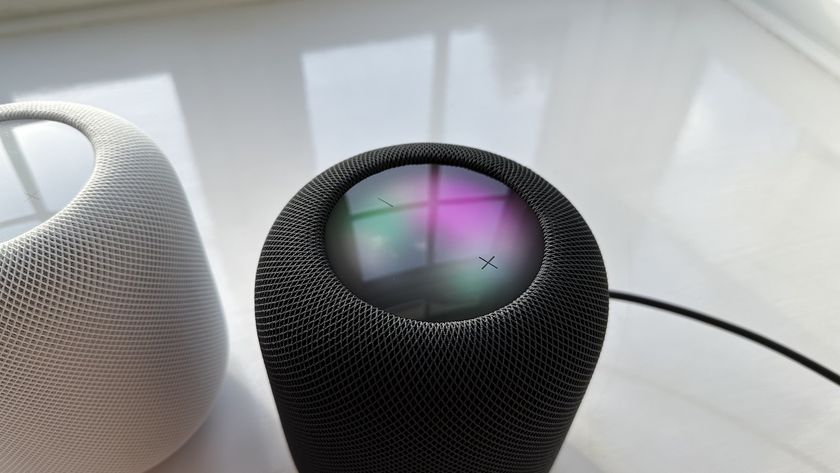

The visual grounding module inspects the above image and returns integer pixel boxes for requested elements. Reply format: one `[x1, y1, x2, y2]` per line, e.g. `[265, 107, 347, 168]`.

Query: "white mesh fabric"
[0, 102, 227, 473]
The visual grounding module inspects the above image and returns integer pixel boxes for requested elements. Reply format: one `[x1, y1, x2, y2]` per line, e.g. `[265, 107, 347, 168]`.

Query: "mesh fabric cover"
[0, 102, 227, 473]
[255, 144, 608, 473]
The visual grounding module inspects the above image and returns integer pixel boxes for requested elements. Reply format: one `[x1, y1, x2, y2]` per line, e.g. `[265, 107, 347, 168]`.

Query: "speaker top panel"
[325, 163, 544, 322]
[0, 119, 93, 242]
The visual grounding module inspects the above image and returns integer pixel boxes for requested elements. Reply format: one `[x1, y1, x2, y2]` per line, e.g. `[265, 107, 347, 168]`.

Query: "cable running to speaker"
[608, 291, 840, 388]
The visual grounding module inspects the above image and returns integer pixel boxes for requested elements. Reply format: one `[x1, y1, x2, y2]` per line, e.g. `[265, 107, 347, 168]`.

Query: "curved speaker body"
[0, 102, 227, 473]
[255, 143, 608, 472]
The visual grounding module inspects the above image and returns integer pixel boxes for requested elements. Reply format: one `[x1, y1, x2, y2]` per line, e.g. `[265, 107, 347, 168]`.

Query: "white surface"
[731, 0, 840, 80]
[0, 0, 269, 37]
[0, 0, 137, 19]
[733, 0, 840, 58]
[0, 0, 839, 471]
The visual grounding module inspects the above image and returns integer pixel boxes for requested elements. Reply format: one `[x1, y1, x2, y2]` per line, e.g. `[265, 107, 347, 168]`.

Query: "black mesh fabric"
[255, 143, 608, 473]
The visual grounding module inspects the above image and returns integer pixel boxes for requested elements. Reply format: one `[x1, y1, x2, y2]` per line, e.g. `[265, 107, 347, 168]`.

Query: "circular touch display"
[0, 119, 94, 242]
[326, 164, 544, 322]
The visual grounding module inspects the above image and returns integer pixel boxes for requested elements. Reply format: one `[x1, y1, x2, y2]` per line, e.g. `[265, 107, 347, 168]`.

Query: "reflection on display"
[0, 120, 94, 242]
[326, 164, 544, 322]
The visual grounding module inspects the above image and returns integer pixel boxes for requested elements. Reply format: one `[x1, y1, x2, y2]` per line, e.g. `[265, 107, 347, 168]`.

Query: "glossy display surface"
[325, 164, 544, 321]
[0, 119, 93, 242]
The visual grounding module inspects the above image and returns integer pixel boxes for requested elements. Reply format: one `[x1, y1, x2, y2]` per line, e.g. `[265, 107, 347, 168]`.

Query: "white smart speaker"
[0, 102, 227, 473]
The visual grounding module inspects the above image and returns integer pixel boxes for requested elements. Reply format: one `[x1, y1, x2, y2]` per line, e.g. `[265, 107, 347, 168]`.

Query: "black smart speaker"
[255, 143, 608, 473]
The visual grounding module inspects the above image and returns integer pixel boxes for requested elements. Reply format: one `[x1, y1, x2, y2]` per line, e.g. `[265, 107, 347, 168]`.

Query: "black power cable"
[609, 290, 840, 388]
